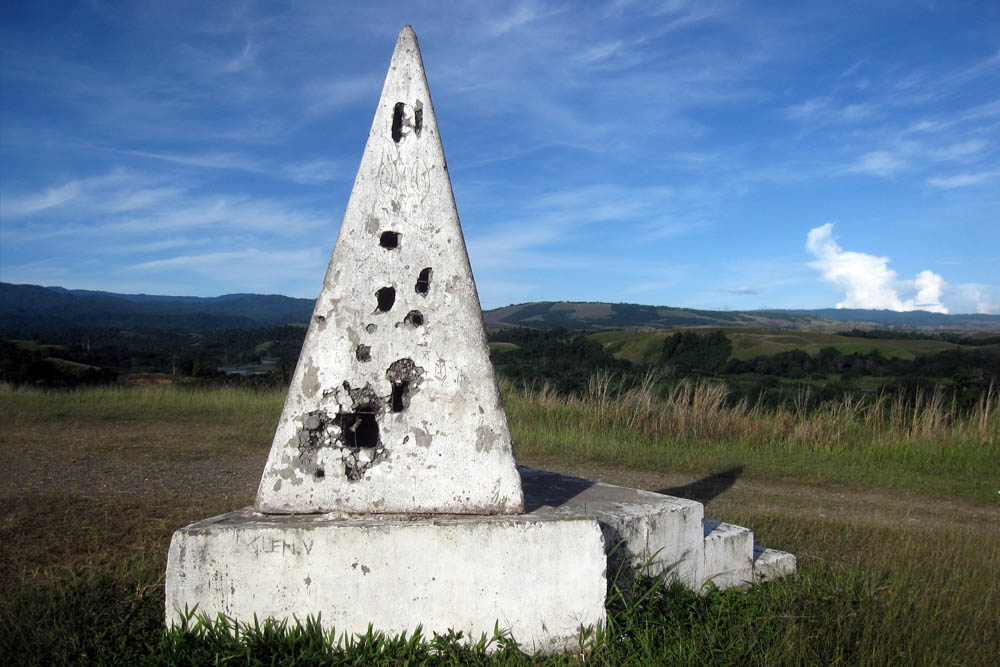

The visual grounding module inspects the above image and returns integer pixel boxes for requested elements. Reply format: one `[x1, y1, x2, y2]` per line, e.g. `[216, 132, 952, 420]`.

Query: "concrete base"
[166, 467, 795, 653]
[753, 546, 798, 583]
[166, 509, 606, 654]
[702, 520, 753, 589]
[521, 467, 704, 589]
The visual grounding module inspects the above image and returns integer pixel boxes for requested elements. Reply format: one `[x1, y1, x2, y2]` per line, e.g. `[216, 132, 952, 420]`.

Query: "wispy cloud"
[927, 170, 1000, 188]
[785, 97, 877, 124]
[846, 150, 905, 177]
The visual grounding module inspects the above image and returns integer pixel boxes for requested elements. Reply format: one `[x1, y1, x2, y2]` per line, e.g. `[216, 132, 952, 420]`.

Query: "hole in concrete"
[391, 102, 405, 142]
[375, 286, 395, 313]
[366, 323, 377, 334]
[380, 231, 400, 248]
[356, 344, 371, 362]
[386, 358, 424, 412]
[414, 102, 423, 136]
[391, 381, 408, 412]
[415, 267, 432, 295]
[315, 468, 325, 478]
[404, 310, 424, 327]
[337, 410, 379, 448]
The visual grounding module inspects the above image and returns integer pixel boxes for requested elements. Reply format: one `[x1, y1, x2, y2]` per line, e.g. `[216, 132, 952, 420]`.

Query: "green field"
[2, 383, 998, 664]
[590, 328, 968, 365]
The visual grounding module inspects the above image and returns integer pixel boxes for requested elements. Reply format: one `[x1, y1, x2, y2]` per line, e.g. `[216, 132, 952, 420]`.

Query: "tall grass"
[0, 382, 285, 424]
[505, 371, 999, 500]
[2, 382, 998, 663]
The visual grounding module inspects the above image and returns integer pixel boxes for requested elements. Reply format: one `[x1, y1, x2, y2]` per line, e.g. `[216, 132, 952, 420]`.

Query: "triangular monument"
[256, 26, 522, 515]
[166, 27, 794, 654]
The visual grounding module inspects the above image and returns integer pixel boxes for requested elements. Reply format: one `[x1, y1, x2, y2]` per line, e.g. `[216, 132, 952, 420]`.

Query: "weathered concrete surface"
[167, 468, 796, 652]
[521, 467, 705, 589]
[702, 520, 753, 589]
[520, 467, 796, 592]
[166, 509, 606, 654]
[255, 26, 522, 515]
[753, 546, 798, 583]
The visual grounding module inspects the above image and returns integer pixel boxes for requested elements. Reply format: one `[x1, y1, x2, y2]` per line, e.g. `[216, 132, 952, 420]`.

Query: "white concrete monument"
[255, 25, 522, 515]
[165, 26, 794, 655]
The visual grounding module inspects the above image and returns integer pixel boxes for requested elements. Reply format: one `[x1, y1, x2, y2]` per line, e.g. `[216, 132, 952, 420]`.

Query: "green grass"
[505, 373, 999, 503]
[589, 327, 964, 364]
[1, 382, 998, 664]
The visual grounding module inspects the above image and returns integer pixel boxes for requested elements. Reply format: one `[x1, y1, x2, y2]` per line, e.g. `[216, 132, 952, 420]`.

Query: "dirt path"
[3, 439, 997, 539]
[521, 457, 1000, 535]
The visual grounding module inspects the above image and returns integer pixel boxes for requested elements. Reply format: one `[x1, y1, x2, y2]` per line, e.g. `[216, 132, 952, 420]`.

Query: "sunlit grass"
[1, 382, 998, 664]
[504, 372, 999, 502]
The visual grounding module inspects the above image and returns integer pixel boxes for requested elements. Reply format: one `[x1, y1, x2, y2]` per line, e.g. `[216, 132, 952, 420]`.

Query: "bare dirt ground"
[3, 440, 997, 538]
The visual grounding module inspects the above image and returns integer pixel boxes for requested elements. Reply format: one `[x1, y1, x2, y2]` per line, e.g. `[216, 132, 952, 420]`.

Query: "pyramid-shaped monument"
[166, 27, 794, 653]
[256, 26, 523, 515]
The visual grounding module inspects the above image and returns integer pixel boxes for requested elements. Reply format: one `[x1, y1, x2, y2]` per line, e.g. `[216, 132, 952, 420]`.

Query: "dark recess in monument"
[391, 382, 409, 412]
[337, 410, 379, 448]
[380, 231, 400, 248]
[356, 344, 371, 362]
[416, 267, 432, 295]
[413, 104, 423, 136]
[386, 358, 423, 412]
[315, 468, 325, 479]
[404, 310, 424, 327]
[375, 286, 395, 313]
[392, 102, 405, 142]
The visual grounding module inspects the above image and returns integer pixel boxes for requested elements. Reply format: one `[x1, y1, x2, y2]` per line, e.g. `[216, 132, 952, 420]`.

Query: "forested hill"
[4, 284, 1000, 335]
[482, 301, 1000, 332]
[1, 282, 314, 334]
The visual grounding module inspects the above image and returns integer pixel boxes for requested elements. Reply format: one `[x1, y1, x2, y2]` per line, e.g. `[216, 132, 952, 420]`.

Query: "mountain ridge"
[3, 283, 999, 334]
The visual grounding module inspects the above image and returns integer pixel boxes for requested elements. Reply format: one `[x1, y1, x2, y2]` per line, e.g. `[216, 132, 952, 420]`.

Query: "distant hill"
[763, 308, 1000, 330]
[0, 282, 314, 334]
[483, 301, 1000, 332]
[4, 285, 999, 336]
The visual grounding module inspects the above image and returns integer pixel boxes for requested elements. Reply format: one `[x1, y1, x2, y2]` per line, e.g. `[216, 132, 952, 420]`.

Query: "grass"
[589, 327, 964, 364]
[1, 382, 998, 664]
[506, 372, 999, 503]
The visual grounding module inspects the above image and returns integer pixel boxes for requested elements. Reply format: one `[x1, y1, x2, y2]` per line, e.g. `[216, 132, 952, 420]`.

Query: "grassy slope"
[1, 384, 998, 664]
[590, 327, 966, 365]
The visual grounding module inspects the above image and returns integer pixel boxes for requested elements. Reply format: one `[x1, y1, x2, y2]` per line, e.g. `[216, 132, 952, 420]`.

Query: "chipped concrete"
[167, 467, 795, 651]
[166, 508, 606, 654]
[255, 24, 522, 516]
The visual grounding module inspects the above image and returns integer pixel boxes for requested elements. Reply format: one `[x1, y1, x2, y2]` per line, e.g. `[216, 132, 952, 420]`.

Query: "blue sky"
[2, 1, 998, 313]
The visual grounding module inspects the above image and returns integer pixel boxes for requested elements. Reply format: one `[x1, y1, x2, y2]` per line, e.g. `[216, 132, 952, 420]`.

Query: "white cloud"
[2, 182, 81, 217]
[785, 97, 876, 124]
[927, 170, 1000, 188]
[846, 150, 904, 177]
[805, 223, 948, 313]
[912, 269, 947, 312]
[955, 283, 999, 315]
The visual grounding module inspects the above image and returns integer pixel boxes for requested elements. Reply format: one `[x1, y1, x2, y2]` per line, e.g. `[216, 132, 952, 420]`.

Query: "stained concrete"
[167, 468, 796, 651]
[166, 508, 607, 654]
[521, 467, 704, 589]
[255, 25, 522, 515]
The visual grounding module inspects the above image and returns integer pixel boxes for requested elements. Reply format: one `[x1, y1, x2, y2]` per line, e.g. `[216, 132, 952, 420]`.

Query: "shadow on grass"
[657, 465, 745, 506]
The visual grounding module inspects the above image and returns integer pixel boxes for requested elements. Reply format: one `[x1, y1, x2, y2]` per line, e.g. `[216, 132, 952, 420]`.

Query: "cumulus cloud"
[805, 223, 948, 313]
[955, 283, 999, 315]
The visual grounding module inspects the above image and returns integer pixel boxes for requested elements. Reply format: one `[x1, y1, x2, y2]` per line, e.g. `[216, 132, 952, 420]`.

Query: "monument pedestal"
[166, 507, 606, 654]
[166, 468, 795, 653]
